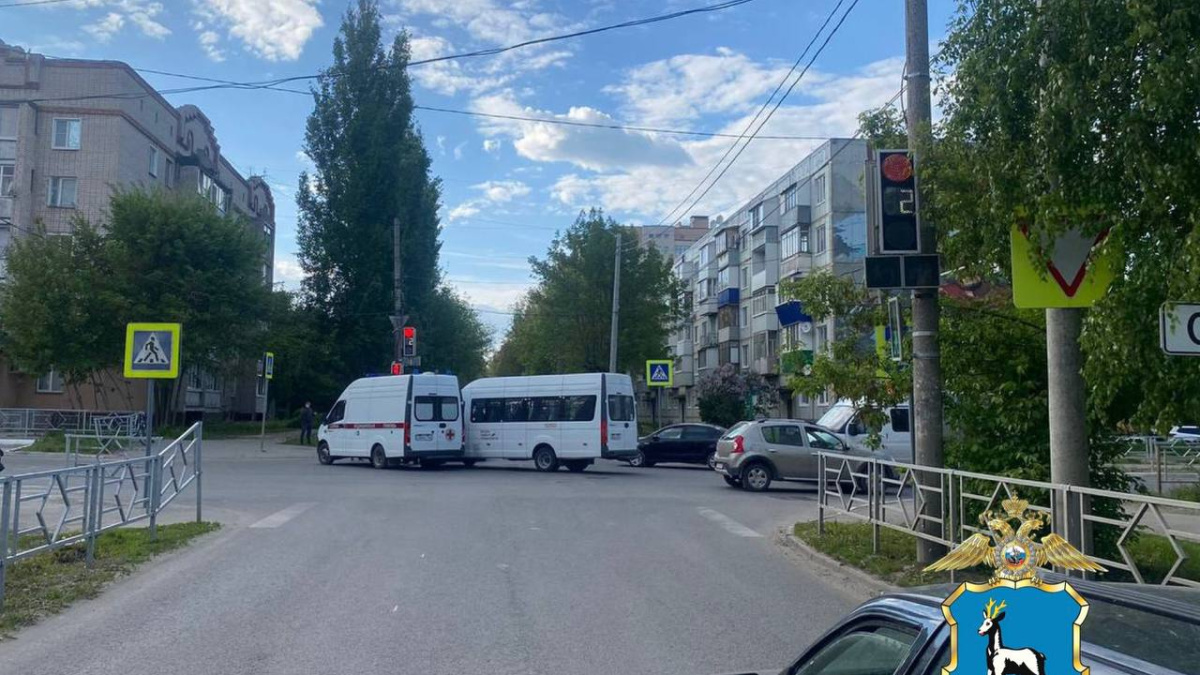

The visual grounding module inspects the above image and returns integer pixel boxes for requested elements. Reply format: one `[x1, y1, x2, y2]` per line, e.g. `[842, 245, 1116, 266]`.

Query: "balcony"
[718, 325, 740, 343]
[751, 265, 779, 291]
[695, 296, 718, 316]
[717, 287, 740, 307]
[774, 300, 813, 328]
[752, 356, 779, 376]
[698, 332, 718, 348]
[780, 349, 814, 377]
[751, 312, 779, 334]
[672, 371, 695, 388]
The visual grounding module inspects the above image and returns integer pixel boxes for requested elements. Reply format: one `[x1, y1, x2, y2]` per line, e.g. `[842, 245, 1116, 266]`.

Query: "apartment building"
[634, 215, 712, 261]
[664, 138, 868, 423]
[0, 42, 275, 418]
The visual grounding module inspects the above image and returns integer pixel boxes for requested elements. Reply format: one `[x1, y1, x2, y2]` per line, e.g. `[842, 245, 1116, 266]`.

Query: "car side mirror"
[847, 423, 860, 437]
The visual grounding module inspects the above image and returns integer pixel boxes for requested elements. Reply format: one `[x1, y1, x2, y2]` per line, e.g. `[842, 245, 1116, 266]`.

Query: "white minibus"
[317, 373, 464, 469]
[461, 373, 638, 472]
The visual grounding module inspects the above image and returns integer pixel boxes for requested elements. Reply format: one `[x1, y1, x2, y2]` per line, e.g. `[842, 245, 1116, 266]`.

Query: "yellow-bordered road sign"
[1011, 225, 1114, 308]
[646, 360, 673, 387]
[264, 352, 275, 380]
[124, 323, 181, 379]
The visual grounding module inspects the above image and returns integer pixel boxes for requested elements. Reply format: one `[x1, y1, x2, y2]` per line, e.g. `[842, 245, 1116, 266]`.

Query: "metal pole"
[392, 216, 404, 363]
[817, 453, 826, 535]
[1047, 309, 1089, 535]
[145, 379, 154, 515]
[0, 478, 12, 610]
[196, 423, 203, 523]
[259, 374, 270, 453]
[148, 457, 159, 542]
[906, 0, 945, 564]
[609, 232, 622, 373]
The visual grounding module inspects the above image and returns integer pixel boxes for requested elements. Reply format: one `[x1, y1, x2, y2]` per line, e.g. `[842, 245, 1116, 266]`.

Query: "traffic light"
[402, 326, 416, 357]
[876, 150, 920, 253]
[391, 361, 402, 375]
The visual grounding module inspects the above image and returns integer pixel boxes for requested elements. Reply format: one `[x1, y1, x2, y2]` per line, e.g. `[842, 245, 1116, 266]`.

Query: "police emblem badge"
[926, 495, 1105, 675]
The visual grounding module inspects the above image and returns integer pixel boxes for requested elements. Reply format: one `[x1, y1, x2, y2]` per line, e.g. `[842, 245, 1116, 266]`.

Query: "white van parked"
[816, 399, 913, 462]
[461, 373, 639, 472]
[317, 373, 464, 469]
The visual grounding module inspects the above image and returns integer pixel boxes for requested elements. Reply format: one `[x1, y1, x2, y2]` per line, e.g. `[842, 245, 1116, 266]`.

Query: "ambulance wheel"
[533, 446, 559, 472]
[317, 442, 335, 465]
[462, 459, 477, 467]
[371, 444, 389, 470]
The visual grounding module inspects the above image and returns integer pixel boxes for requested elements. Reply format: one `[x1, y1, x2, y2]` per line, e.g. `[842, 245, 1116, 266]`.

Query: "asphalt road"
[1, 438, 860, 675]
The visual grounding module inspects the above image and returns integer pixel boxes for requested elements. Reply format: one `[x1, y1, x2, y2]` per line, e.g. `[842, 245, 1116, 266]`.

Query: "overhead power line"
[663, 0, 863, 227]
[0, 0, 76, 7]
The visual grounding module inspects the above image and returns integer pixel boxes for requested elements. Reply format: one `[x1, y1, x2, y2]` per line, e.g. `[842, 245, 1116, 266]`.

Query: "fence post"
[86, 466, 99, 568]
[817, 453, 826, 536]
[195, 423, 203, 523]
[871, 461, 880, 554]
[148, 457, 160, 542]
[0, 478, 12, 611]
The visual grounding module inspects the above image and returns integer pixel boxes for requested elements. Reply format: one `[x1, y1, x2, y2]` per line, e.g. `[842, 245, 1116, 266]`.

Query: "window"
[742, 307, 749, 327]
[149, 147, 159, 177]
[813, 173, 827, 206]
[741, 266, 749, 288]
[815, 325, 828, 353]
[786, 184, 800, 211]
[699, 246, 710, 266]
[52, 118, 81, 150]
[815, 223, 827, 254]
[471, 398, 505, 423]
[165, 158, 175, 187]
[0, 163, 14, 196]
[789, 625, 916, 675]
[415, 395, 460, 421]
[799, 226, 810, 253]
[751, 202, 765, 227]
[806, 427, 842, 450]
[0, 107, 15, 163]
[717, 267, 731, 288]
[564, 395, 596, 421]
[503, 398, 529, 423]
[818, 388, 830, 406]
[36, 368, 64, 393]
[781, 228, 798, 258]
[889, 408, 910, 433]
[656, 427, 683, 440]
[529, 396, 564, 422]
[607, 395, 635, 422]
[47, 177, 77, 208]
[761, 424, 805, 446]
[325, 400, 346, 425]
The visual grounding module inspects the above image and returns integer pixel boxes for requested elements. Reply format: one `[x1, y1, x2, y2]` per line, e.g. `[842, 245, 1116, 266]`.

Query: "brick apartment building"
[0, 41, 275, 418]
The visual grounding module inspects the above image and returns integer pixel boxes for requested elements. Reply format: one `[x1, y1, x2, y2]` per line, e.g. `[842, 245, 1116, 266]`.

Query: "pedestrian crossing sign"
[264, 352, 275, 380]
[124, 323, 181, 379]
[646, 359, 673, 387]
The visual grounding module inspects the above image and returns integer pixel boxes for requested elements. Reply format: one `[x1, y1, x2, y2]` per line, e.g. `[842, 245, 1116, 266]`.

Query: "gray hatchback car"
[712, 419, 879, 492]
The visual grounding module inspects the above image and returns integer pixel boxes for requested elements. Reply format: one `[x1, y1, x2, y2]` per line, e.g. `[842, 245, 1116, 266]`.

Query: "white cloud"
[605, 47, 791, 126]
[397, 0, 570, 46]
[273, 254, 306, 289]
[453, 141, 467, 160]
[407, 35, 512, 95]
[470, 92, 690, 172]
[79, 1, 170, 42]
[197, 29, 225, 62]
[84, 13, 125, 42]
[482, 139, 501, 154]
[448, 202, 482, 221]
[436, 135, 447, 155]
[192, 0, 322, 61]
[474, 180, 530, 203]
[446, 278, 532, 316]
[537, 56, 905, 220]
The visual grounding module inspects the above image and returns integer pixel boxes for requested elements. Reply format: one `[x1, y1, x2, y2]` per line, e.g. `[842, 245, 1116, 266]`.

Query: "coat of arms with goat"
[928, 495, 1106, 675]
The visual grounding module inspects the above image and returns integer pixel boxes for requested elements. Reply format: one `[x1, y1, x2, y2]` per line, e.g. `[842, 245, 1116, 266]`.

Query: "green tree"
[0, 189, 269, 417]
[696, 363, 780, 428]
[297, 0, 444, 383]
[493, 209, 684, 374]
[416, 285, 491, 382]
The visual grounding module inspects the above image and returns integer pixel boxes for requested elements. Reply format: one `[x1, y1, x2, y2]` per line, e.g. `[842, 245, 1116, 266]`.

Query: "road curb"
[775, 528, 897, 600]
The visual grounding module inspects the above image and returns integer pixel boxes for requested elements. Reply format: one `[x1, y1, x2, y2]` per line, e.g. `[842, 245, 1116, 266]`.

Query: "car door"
[758, 423, 807, 478]
[681, 425, 716, 462]
[785, 621, 921, 675]
[647, 426, 684, 461]
[323, 400, 347, 454]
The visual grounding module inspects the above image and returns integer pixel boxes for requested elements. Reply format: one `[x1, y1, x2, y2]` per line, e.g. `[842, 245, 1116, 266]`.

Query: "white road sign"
[1160, 303, 1200, 356]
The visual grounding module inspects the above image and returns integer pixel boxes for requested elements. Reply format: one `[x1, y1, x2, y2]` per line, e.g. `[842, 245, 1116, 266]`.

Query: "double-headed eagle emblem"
[925, 495, 1105, 582]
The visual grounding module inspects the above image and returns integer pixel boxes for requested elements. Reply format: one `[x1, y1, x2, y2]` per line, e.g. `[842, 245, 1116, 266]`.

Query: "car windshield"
[816, 405, 856, 433]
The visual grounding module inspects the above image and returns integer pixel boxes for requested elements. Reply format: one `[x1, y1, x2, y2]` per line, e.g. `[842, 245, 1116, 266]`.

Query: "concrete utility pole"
[905, 0, 946, 564]
[391, 216, 405, 362]
[609, 233, 622, 373]
[1038, 0, 1090, 545]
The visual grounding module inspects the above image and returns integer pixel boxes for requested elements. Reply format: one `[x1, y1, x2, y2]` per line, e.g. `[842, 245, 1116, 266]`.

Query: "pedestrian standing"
[300, 402, 315, 445]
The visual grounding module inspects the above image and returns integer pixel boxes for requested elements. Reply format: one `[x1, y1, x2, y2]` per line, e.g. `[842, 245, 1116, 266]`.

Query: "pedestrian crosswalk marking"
[132, 334, 169, 365]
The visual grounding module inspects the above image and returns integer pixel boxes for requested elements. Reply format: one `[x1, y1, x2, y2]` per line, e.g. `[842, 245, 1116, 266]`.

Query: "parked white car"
[461, 373, 639, 472]
[317, 373, 464, 469]
[816, 399, 913, 462]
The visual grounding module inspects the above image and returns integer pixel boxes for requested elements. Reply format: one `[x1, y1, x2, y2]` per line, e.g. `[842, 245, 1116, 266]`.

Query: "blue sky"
[3, 0, 958, 344]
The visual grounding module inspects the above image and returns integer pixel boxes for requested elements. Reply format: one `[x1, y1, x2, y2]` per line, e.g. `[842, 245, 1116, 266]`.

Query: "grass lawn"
[793, 520, 1200, 587]
[157, 419, 295, 440]
[1168, 483, 1200, 503]
[16, 432, 67, 453]
[0, 521, 219, 638]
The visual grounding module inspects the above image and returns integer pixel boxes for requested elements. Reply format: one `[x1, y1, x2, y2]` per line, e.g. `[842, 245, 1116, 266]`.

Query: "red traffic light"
[881, 153, 913, 182]
[390, 362, 402, 375]
[403, 326, 415, 339]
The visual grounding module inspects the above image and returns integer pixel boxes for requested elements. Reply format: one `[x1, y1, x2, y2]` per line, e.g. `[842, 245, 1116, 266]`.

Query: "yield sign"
[1011, 225, 1115, 309]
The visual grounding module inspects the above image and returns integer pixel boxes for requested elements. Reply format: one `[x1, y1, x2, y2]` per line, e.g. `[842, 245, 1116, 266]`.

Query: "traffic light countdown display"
[865, 149, 940, 290]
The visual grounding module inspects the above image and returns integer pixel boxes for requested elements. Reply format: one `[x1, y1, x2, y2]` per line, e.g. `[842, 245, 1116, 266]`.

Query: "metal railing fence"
[817, 451, 1200, 588]
[0, 422, 203, 608]
[0, 409, 144, 437]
